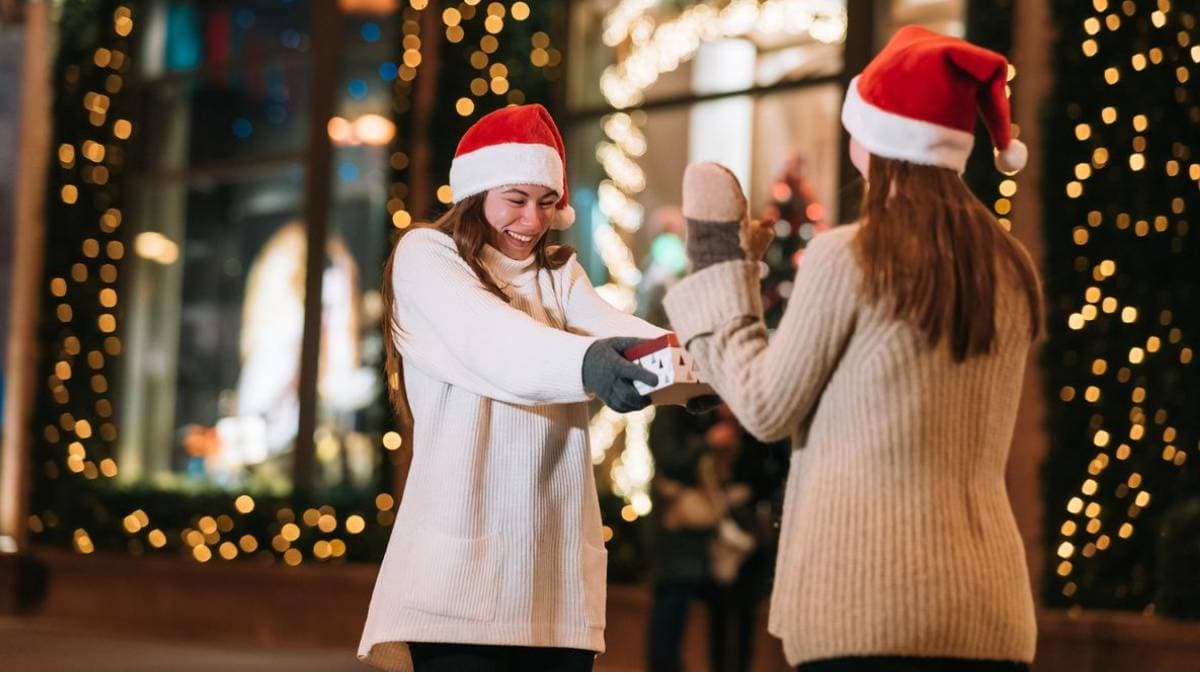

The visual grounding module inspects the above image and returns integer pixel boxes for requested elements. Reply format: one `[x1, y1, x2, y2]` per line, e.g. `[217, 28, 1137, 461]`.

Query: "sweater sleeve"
[561, 255, 668, 340]
[662, 228, 859, 442]
[392, 229, 597, 406]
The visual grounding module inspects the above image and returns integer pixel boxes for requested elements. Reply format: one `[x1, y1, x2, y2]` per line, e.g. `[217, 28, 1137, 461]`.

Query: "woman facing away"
[662, 27, 1045, 671]
[358, 104, 667, 671]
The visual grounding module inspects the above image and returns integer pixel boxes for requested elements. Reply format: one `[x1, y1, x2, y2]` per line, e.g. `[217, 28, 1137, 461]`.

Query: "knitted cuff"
[687, 219, 743, 271]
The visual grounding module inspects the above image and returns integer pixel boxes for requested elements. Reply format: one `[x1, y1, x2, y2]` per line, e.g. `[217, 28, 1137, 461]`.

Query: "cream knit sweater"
[662, 223, 1039, 666]
[358, 228, 664, 670]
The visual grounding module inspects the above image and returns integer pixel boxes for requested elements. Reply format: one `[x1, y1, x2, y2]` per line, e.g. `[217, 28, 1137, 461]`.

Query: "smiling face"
[482, 184, 559, 260]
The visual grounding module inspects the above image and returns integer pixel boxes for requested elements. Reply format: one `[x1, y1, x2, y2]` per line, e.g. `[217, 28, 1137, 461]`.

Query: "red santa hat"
[841, 25, 1028, 175]
[449, 103, 576, 229]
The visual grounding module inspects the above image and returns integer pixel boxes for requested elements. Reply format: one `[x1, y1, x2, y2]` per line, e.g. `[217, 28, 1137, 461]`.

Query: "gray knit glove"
[683, 162, 749, 272]
[582, 337, 659, 413]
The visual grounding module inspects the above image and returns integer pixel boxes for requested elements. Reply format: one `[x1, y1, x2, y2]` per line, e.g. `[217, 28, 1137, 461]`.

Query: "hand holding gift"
[620, 334, 715, 407]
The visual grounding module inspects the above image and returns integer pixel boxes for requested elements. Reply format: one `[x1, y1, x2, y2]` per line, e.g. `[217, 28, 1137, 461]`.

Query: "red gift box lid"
[621, 333, 680, 361]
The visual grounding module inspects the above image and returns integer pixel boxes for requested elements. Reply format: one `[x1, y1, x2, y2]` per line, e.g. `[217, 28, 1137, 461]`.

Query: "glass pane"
[308, 10, 399, 492]
[567, 0, 847, 112]
[130, 0, 313, 171]
[117, 164, 306, 494]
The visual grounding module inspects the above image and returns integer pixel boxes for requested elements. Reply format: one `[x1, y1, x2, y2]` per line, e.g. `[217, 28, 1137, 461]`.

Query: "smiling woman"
[359, 103, 669, 671]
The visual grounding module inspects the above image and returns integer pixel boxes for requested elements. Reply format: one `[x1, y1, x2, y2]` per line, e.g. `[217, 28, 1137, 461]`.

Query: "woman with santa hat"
[358, 104, 666, 671]
[663, 27, 1043, 670]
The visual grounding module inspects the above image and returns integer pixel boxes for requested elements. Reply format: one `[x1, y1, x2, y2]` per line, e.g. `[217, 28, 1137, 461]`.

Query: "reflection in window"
[120, 167, 308, 493]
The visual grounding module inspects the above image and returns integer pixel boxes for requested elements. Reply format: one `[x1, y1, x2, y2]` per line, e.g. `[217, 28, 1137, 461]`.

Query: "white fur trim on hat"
[995, 138, 1028, 174]
[551, 204, 576, 230]
[449, 142, 565, 203]
[841, 76, 977, 173]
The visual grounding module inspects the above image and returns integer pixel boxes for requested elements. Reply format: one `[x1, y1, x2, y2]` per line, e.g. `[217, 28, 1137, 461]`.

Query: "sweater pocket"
[400, 527, 499, 622]
[583, 541, 608, 628]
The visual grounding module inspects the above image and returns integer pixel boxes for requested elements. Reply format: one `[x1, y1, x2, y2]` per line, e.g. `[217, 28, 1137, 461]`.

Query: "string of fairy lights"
[1048, 0, 1196, 605]
[30, 3, 136, 556]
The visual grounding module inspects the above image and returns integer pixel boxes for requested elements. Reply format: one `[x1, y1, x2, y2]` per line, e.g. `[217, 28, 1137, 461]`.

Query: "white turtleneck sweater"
[358, 227, 665, 670]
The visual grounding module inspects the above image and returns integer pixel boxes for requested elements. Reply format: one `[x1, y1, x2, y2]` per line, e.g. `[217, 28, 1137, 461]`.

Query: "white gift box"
[621, 334, 715, 407]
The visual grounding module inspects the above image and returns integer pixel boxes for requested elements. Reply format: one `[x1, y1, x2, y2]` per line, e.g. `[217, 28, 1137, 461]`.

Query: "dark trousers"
[647, 580, 700, 671]
[705, 580, 759, 671]
[796, 655, 1030, 671]
[408, 642, 596, 672]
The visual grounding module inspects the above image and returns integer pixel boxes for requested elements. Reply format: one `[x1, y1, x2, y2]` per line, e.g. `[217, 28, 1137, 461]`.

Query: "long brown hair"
[380, 193, 575, 426]
[854, 154, 1043, 362]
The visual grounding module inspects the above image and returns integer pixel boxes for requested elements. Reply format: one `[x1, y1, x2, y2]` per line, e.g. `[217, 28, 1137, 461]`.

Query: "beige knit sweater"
[358, 228, 665, 670]
[662, 223, 1039, 666]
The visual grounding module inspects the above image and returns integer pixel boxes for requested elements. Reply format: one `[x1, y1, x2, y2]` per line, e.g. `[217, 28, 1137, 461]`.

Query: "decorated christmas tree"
[756, 153, 828, 329]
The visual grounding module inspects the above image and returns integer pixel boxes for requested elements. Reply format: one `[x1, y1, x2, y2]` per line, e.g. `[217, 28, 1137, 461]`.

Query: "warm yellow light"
[382, 431, 403, 450]
[437, 184, 455, 203]
[1057, 541, 1075, 558]
[303, 509, 320, 527]
[1094, 430, 1111, 447]
[1068, 497, 1084, 514]
[511, 1, 530, 20]
[313, 541, 332, 559]
[1102, 107, 1118, 124]
[219, 542, 238, 560]
[375, 493, 395, 511]
[239, 534, 258, 553]
[456, 97, 475, 116]
[281, 523, 301, 542]
[346, 515, 366, 534]
[283, 549, 303, 566]
[442, 7, 461, 25]
[235, 495, 255, 514]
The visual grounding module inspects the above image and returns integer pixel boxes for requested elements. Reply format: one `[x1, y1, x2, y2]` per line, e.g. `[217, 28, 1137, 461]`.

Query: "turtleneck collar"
[480, 243, 539, 289]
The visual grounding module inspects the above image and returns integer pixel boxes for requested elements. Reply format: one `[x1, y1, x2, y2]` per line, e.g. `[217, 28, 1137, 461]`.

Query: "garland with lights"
[1040, 0, 1198, 617]
[27, 1, 573, 569]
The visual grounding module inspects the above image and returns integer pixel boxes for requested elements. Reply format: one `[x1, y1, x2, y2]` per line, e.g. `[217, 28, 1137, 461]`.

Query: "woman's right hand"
[581, 337, 659, 412]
